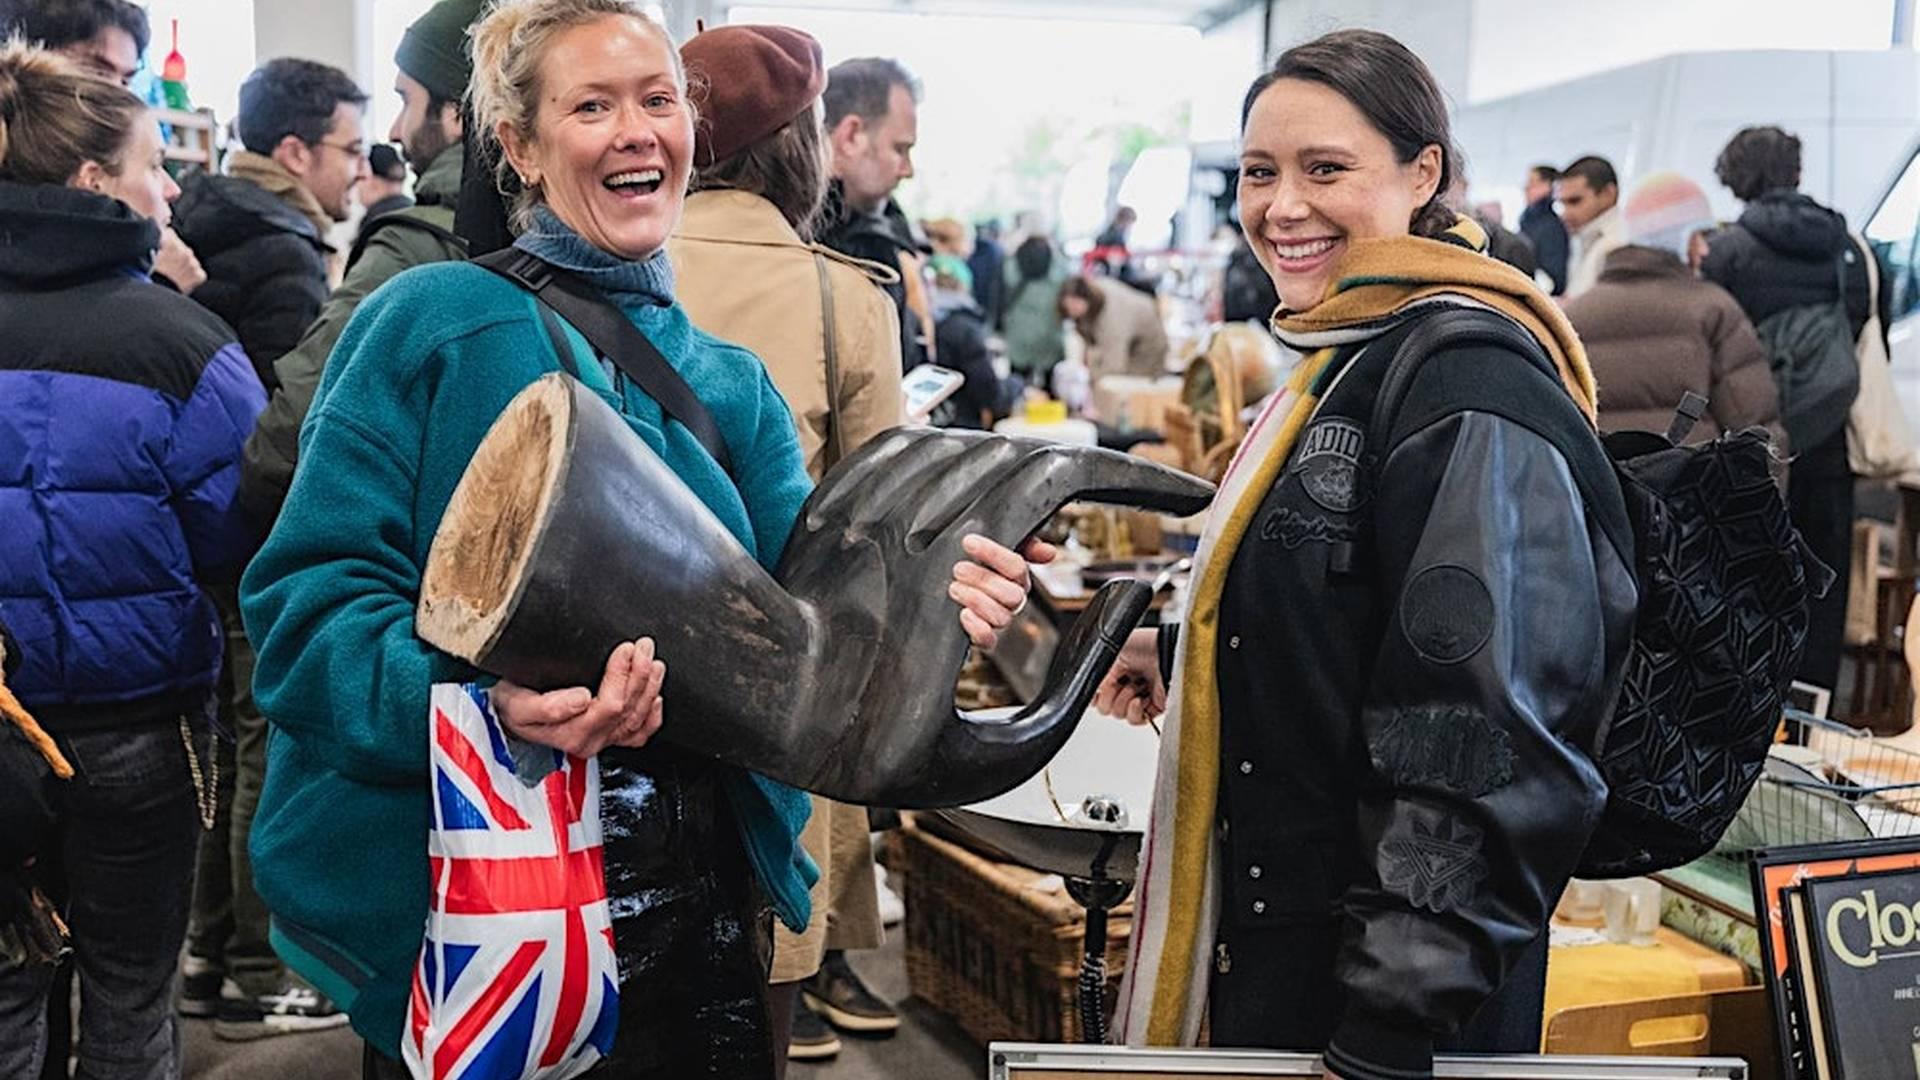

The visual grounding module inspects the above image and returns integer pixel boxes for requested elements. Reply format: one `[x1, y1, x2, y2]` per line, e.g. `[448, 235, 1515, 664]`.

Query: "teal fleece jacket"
[238, 260, 817, 1056]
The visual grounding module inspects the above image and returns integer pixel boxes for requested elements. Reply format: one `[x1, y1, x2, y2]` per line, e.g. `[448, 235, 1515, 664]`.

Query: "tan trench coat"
[669, 189, 905, 983]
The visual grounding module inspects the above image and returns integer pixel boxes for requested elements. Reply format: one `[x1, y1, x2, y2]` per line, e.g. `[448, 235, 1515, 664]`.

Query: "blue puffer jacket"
[0, 181, 266, 731]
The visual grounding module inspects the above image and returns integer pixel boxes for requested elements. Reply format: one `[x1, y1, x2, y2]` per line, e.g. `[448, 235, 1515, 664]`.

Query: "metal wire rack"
[1715, 710, 1920, 857]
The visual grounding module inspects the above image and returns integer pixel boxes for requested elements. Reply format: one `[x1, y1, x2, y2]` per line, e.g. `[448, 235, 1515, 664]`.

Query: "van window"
[1867, 147, 1920, 322]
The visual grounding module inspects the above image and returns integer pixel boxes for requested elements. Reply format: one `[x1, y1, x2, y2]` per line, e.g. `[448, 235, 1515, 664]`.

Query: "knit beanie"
[395, 0, 487, 102]
[681, 25, 825, 167]
[1623, 171, 1715, 261]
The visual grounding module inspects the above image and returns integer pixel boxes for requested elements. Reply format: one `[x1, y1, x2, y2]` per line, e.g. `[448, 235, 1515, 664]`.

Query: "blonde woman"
[237, 2, 1035, 1076]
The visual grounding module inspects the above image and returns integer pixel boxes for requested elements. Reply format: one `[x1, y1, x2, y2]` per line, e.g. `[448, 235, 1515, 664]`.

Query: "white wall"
[1265, 0, 1475, 104]
[145, 0, 258, 125]
[1468, 0, 1896, 103]
[1194, 2, 1267, 144]
[252, 0, 372, 88]
[1261, 0, 1899, 108]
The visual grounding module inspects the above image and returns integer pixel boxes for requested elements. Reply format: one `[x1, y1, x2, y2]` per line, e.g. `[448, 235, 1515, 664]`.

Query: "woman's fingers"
[949, 581, 1016, 632]
[594, 640, 639, 711]
[959, 608, 998, 650]
[1093, 668, 1122, 714]
[491, 680, 591, 730]
[950, 559, 1030, 611]
[627, 657, 665, 730]
[960, 533, 1031, 585]
[1019, 537, 1059, 565]
[615, 695, 665, 749]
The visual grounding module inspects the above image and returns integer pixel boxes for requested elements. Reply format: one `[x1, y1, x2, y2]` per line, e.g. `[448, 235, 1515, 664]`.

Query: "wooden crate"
[891, 819, 1132, 1046]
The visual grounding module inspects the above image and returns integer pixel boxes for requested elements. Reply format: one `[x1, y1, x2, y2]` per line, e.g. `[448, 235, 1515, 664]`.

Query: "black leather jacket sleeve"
[1322, 409, 1616, 1080]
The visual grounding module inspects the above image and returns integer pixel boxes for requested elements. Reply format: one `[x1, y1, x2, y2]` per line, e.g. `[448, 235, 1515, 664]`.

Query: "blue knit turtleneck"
[513, 203, 677, 307]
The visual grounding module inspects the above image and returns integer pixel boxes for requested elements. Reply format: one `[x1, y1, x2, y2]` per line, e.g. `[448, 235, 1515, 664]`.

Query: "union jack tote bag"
[402, 684, 621, 1080]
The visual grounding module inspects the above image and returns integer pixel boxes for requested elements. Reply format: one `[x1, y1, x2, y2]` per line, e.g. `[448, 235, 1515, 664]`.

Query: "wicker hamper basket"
[891, 818, 1133, 1046]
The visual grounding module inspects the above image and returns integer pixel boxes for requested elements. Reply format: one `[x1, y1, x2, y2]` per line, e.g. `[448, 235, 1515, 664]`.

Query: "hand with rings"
[948, 533, 1057, 650]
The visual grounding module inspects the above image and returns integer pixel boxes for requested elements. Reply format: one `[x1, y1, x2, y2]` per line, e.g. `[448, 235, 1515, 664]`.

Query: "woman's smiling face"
[1237, 76, 1441, 312]
[500, 14, 693, 261]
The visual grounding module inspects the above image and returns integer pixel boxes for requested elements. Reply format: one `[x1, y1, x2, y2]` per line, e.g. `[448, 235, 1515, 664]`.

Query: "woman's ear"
[68, 159, 111, 194]
[1411, 143, 1444, 207]
[496, 119, 538, 189]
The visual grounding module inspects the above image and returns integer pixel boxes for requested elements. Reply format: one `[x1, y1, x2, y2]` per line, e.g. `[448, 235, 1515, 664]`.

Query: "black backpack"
[1750, 251, 1861, 454]
[1372, 308, 1833, 878]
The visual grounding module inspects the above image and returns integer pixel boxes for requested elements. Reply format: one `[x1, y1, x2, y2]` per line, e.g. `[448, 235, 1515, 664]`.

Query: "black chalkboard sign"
[1804, 866, 1920, 1079]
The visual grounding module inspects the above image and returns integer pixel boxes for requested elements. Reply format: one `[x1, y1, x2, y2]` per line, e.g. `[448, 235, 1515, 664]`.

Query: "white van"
[1862, 138, 1920, 416]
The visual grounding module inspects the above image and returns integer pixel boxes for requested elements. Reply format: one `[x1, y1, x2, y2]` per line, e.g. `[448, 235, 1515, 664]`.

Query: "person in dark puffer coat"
[0, 42, 264, 1079]
[927, 253, 1019, 429]
[1701, 125, 1891, 690]
[171, 58, 369, 390]
[1565, 172, 1783, 445]
[170, 170, 330, 388]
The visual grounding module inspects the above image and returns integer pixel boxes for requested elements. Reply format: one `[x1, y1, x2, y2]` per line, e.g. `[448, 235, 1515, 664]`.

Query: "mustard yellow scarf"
[1115, 216, 1596, 1046]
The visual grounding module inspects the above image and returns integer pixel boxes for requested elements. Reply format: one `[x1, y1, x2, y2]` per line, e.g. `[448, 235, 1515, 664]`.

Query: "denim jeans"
[0, 718, 202, 1080]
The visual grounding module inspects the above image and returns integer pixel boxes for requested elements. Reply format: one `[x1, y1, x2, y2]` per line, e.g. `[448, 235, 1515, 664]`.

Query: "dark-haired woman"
[1701, 124, 1888, 691]
[1099, 29, 1636, 1080]
[0, 41, 264, 1078]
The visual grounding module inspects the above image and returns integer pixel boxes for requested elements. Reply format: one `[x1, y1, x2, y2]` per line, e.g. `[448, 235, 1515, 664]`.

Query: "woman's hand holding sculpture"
[1094, 626, 1167, 726]
[491, 639, 666, 756]
[951, 534, 1058, 650]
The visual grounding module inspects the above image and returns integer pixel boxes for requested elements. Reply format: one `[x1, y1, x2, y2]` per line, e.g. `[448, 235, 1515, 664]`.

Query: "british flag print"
[402, 684, 621, 1080]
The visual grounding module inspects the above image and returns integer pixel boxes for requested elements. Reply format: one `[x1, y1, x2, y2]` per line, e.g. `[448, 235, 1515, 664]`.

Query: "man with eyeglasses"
[173, 57, 368, 387]
[169, 55, 367, 1043]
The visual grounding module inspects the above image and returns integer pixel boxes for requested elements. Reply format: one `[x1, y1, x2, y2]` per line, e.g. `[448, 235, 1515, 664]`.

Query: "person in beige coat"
[669, 24, 904, 1072]
[1059, 274, 1170, 381]
[1563, 172, 1783, 446]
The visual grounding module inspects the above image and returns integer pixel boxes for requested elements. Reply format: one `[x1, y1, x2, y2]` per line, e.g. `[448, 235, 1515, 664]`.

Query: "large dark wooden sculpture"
[417, 375, 1214, 807]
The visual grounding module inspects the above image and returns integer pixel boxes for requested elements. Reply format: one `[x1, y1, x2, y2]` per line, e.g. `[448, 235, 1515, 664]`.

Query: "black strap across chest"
[472, 247, 734, 477]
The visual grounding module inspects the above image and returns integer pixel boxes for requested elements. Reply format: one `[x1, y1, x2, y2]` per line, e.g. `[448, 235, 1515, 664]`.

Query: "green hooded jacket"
[239, 142, 467, 523]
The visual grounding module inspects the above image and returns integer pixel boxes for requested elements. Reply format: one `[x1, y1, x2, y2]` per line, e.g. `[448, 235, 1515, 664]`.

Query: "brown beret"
[683, 25, 827, 167]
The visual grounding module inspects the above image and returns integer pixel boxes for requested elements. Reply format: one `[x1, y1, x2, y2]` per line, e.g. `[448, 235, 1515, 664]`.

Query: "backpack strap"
[346, 212, 467, 272]
[1368, 306, 1633, 570]
[1664, 392, 1709, 446]
[472, 247, 735, 478]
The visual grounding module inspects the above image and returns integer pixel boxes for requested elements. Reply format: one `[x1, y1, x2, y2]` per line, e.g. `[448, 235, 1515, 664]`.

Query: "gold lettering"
[1885, 891, 1917, 948]
[1828, 896, 1879, 969]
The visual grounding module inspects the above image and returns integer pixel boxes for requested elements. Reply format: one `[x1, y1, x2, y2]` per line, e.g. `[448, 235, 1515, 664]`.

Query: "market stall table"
[1544, 925, 1750, 1025]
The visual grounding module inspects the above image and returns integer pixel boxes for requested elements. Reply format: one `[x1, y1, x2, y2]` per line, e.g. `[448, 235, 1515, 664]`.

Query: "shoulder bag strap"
[1849, 233, 1881, 351]
[813, 252, 848, 467]
[472, 247, 734, 477]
